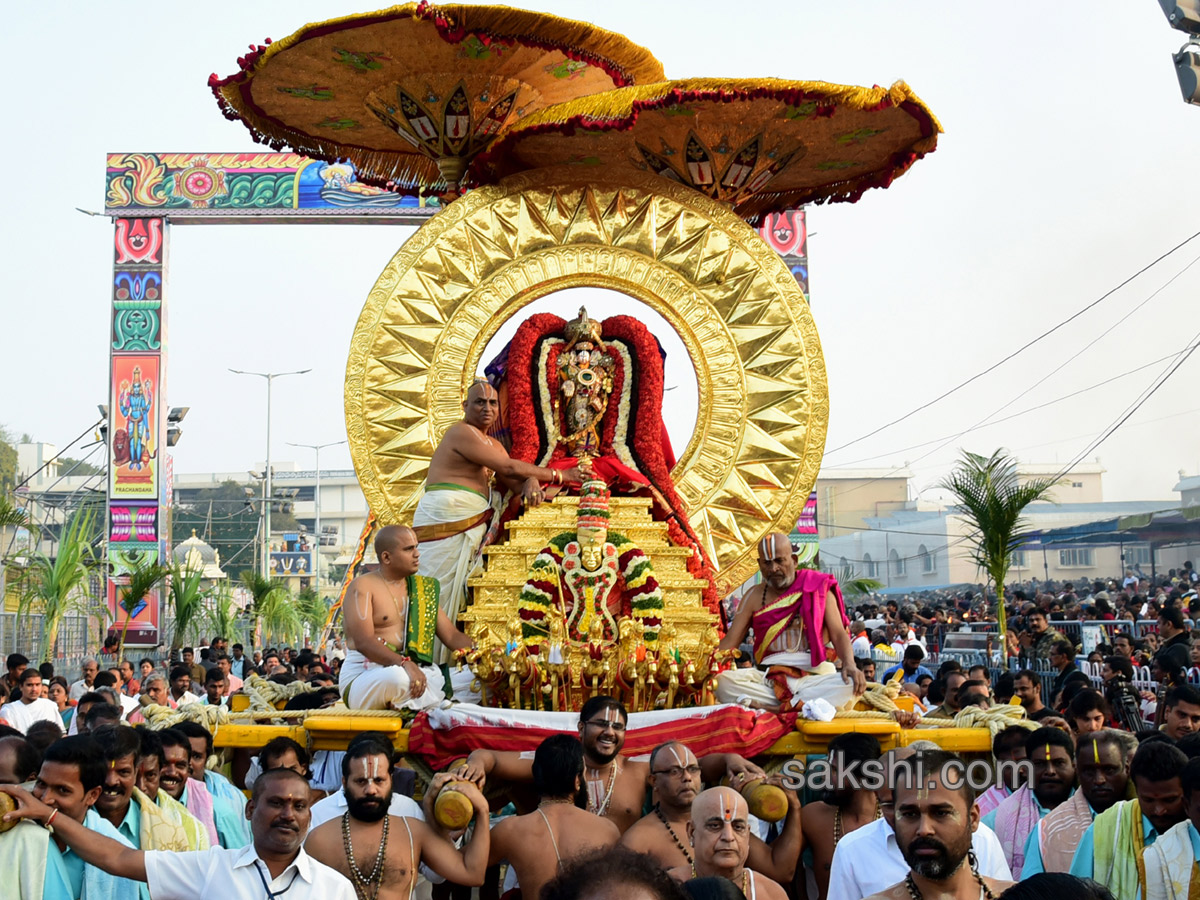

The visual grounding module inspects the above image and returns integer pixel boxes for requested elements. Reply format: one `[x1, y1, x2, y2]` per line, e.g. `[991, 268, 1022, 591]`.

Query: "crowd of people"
[0, 547, 1198, 899]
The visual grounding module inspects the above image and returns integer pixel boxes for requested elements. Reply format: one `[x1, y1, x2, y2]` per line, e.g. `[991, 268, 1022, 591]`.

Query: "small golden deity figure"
[555, 306, 615, 459]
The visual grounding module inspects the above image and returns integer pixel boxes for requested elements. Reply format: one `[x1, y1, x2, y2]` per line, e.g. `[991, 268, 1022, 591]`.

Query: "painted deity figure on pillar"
[518, 479, 663, 648]
[118, 366, 153, 470]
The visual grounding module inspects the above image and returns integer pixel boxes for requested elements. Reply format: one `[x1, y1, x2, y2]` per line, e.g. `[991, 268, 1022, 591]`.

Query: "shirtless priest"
[417, 377, 585, 663]
[666, 787, 789, 900]
[488, 735, 620, 900]
[341, 525, 476, 711]
[715, 532, 865, 711]
[458, 696, 763, 834]
[619, 740, 802, 885]
[306, 733, 491, 900]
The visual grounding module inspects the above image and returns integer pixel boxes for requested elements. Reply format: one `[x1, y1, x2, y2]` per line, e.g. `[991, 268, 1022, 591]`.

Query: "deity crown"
[564, 306, 605, 352]
[576, 478, 611, 530]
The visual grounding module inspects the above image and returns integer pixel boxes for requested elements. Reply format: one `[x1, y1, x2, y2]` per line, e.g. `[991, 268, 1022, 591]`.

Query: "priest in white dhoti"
[417, 378, 584, 663]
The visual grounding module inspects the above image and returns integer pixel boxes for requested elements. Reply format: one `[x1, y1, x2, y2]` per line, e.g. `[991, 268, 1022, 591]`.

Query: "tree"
[295, 587, 330, 644]
[937, 449, 1060, 648]
[0, 425, 18, 492]
[57, 456, 104, 477]
[241, 571, 298, 646]
[17, 509, 98, 662]
[835, 564, 884, 600]
[166, 561, 207, 652]
[115, 558, 167, 658]
[205, 584, 243, 647]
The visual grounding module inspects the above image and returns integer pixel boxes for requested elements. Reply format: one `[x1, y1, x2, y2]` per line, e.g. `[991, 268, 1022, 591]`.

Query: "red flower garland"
[600, 316, 718, 613]
[506, 314, 566, 465]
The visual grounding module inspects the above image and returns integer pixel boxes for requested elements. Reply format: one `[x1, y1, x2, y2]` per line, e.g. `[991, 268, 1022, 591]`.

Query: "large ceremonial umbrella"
[474, 78, 941, 220]
[209, 2, 664, 193]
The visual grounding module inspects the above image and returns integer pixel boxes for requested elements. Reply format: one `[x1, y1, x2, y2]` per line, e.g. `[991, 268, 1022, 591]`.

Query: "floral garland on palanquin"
[518, 531, 663, 648]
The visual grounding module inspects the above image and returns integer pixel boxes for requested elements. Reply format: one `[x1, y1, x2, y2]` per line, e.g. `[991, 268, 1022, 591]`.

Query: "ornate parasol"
[475, 77, 941, 220]
[209, 2, 664, 194]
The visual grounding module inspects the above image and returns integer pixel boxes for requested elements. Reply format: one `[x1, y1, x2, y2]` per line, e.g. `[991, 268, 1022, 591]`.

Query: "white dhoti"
[340, 649, 446, 712]
[413, 484, 495, 664]
[715, 652, 857, 711]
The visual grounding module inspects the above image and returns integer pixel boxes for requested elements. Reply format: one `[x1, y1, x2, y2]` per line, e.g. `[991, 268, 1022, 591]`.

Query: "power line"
[10, 420, 104, 492]
[829, 350, 1183, 467]
[1051, 328, 1200, 482]
[821, 254, 1200, 502]
[825, 226, 1200, 455]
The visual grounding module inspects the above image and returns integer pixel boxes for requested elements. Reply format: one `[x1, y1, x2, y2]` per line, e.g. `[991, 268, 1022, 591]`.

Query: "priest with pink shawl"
[714, 533, 865, 711]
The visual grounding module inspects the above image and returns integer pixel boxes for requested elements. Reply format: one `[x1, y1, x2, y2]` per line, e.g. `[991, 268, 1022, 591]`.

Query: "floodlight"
[1175, 48, 1200, 103]
[97, 404, 109, 419]
[167, 425, 183, 447]
[168, 407, 190, 423]
[1160, 0, 1200, 34]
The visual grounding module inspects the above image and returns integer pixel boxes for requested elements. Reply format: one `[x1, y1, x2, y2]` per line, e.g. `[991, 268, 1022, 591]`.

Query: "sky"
[3, 2, 1198, 504]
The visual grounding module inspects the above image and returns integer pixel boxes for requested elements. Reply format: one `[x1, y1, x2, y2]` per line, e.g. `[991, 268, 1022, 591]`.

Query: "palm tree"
[0, 494, 29, 530]
[17, 509, 97, 662]
[115, 557, 167, 659]
[241, 571, 299, 646]
[205, 584, 243, 647]
[167, 561, 208, 652]
[295, 587, 330, 645]
[836, 564, 884, 600]
[938, 449, 1061, 647]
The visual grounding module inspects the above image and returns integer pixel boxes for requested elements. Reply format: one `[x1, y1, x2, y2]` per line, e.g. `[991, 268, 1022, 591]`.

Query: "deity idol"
[518, 479, 663, 648]
[484, 307, 715, 607]
[117, 366, 154, 471]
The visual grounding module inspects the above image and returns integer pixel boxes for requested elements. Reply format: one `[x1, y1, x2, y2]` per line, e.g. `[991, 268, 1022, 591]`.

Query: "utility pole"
[286, 439, 346, 591]
[229, 368, 310, 578]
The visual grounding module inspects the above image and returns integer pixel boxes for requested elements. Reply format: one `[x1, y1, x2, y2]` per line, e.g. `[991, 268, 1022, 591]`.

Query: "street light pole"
[286, 439, 347, 590]
[230, 368, 311, 578]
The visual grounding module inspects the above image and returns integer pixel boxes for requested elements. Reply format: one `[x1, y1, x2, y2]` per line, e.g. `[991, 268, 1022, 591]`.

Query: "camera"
[1103, 677, 1146, 733]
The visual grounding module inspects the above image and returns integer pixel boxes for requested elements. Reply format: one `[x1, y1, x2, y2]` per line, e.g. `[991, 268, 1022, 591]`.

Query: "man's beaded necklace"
[342, 811, 389, 900]
[654, 805, 693, 864]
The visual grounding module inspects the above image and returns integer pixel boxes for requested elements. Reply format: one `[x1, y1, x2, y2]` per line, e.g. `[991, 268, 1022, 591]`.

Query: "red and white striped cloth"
[407, 703, 795, 768]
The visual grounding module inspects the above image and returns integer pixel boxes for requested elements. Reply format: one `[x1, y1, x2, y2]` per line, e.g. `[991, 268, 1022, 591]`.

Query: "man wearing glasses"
[620, 740, 801, 886]
[459, 696, 765, 834]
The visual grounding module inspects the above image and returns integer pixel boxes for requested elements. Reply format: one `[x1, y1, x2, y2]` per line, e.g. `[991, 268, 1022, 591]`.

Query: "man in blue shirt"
[880, 644, 933, 684]
[1068, 739, 1188, 900]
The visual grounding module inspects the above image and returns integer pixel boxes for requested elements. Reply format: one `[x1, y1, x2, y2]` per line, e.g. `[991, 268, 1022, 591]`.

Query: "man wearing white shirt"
[68, 658, 99, 702]
[0, 668, 64, 733]
[850, 621, 871, 659]
[826, 744, 1012, 900]
[0, 766, 356, 900]
[168, 666, 201, 706]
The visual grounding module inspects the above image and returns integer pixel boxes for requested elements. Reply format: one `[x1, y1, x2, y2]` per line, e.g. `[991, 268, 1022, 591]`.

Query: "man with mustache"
[827, 744, 1012, 900]
[1144, 757, 1200, 900]
[800, 732, 883, 900]
[862, 748, 1014, 900]
[619, 740, 801, 885]
[714, 533, 865, 711]
[2, 765, 357, 899]
[980, 727, 1077, 879]
[487, 735, 619, 900]
[665, 786, 789, 900]
[1022, 729, 1136, 875]
[459, 696, 763, 834]
[92, 726, 210, 899]
[1069, 740, 1189, 900]
[305, 732, 490, 899]
[175, 720, 250, 849]
[28, 735, 142, 900]
[157, 726, 221, 848]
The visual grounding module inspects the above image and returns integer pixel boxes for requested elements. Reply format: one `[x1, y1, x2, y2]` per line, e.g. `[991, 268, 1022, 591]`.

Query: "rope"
[917, 703, 1037, 742]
